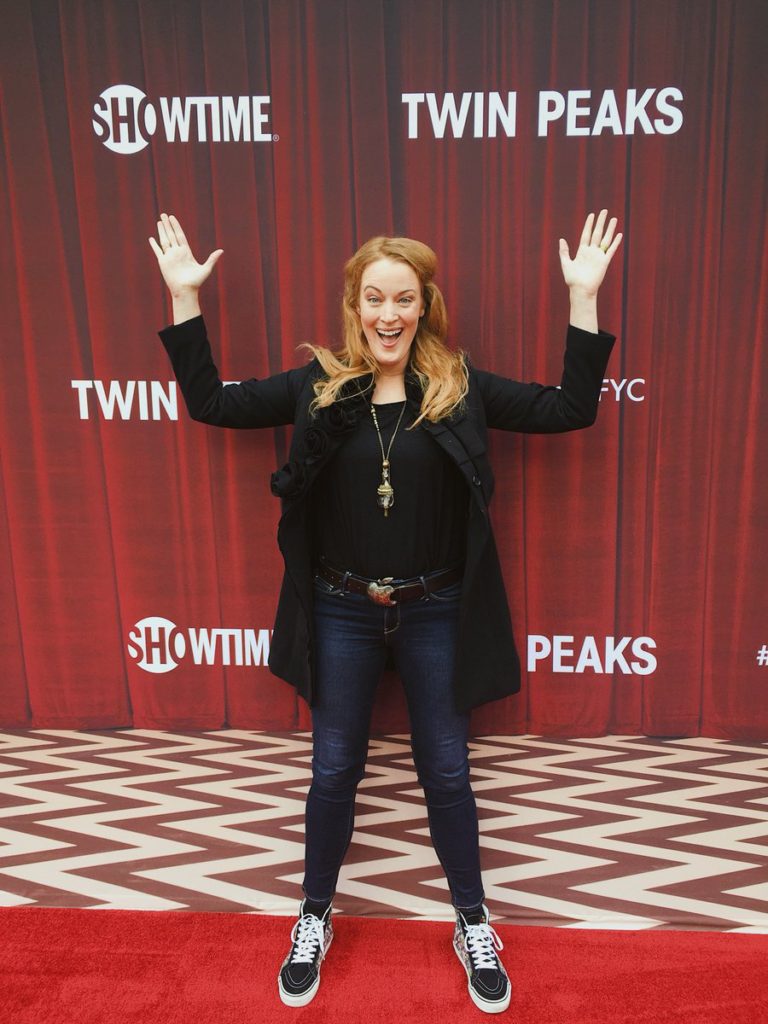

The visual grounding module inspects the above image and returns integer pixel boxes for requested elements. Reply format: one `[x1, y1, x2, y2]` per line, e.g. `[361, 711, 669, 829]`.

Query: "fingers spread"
[591, 209, 608, 246]
[169, 214, 187, 247]
[148, 237, 163, 258]
[606, 232, 623, 259]
[600, 216, 618, 251]
[160, 212, 179, 247]
[157, 218, 170, 250]
[579, 212, 595, 247]
[205, 248, 224, 269]
[165, 213, 182, 247]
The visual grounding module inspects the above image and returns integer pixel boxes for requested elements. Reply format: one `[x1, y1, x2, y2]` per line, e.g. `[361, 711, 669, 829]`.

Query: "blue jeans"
[302, 572, 485, 910]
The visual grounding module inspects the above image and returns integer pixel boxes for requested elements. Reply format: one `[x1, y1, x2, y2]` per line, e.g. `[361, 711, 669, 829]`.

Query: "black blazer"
[159, 316, 615, 713]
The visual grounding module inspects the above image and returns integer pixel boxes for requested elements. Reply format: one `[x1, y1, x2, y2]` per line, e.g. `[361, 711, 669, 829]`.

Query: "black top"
[310, 398, 469, 579]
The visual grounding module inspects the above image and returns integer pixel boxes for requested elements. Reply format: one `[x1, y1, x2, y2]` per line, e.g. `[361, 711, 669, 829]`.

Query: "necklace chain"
[370, 400, 407, 517]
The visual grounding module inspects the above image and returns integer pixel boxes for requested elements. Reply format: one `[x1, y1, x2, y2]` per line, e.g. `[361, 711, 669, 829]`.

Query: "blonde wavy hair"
[302, 236, 468, 426]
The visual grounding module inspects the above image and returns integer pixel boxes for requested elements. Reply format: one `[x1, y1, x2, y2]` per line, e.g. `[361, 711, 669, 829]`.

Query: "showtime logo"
[528, 635, 657, 675]
[127, 616, 271, 674]
[92, 84, 274, 154]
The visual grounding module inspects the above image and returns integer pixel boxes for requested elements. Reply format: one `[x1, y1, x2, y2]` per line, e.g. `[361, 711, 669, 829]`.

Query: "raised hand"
[558, 210, 623, 297]
[148, 213, 223, 297]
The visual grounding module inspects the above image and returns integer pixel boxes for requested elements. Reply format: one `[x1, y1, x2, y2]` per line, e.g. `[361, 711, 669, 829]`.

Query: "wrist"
[170, 285, 199, 300]
[569, 291, 598, 333]
[568, 285, 598, 303]
[171, 290, 202, 325]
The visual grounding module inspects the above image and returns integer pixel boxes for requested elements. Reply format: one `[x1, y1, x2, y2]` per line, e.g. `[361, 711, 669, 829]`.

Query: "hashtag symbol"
[757, 646, 768, 666]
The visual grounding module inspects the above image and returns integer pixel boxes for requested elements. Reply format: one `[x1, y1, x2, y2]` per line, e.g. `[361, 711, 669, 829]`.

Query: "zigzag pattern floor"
[0, 731, 766, 931]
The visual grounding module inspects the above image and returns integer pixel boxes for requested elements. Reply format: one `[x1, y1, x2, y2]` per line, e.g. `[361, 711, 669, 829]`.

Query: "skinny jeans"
[302, 573, 485, 910]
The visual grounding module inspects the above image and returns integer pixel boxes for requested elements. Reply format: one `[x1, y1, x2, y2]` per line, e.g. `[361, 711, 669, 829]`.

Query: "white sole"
[277, 975, 320, 1007]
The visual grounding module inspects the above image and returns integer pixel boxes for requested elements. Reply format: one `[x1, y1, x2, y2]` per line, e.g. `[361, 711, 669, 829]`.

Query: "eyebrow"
[362, 285, 417, 296]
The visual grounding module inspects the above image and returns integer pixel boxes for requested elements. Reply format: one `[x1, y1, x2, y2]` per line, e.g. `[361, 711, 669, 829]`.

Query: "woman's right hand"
[148, 213, 223, 297]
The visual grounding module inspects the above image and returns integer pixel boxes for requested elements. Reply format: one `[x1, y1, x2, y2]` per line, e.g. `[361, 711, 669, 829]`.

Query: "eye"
[365, 294, 381, 304]
[398, 296, 414, 304]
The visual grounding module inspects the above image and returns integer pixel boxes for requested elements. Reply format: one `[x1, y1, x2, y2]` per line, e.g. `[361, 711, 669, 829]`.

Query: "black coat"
[160, 316, 615, 713]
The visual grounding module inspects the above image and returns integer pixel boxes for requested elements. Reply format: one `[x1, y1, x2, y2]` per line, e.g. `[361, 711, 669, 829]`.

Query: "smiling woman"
[304, 235, 469, 426]
[151, 210, 621, 1013]
[358, 259, 425, 383]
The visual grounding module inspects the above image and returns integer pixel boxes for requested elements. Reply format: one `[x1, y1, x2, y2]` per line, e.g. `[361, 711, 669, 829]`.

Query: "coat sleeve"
[158, 315, 314, 428]
[473, 324, 616, 433]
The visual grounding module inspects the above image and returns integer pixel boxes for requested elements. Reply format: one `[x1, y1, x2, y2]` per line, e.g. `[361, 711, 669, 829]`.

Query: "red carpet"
[1, 907, 767, 1023]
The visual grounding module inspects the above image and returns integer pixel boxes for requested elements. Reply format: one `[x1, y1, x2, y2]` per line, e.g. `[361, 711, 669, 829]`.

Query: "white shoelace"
[288, 913, 326, 964]
[464, 921, 505, 971]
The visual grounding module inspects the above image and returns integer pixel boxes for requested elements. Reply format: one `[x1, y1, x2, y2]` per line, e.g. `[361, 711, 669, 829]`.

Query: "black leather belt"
[316, 561, 463, 606]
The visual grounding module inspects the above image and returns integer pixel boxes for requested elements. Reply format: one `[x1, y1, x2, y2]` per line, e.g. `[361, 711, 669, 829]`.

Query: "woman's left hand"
[559, 210, 623, 297]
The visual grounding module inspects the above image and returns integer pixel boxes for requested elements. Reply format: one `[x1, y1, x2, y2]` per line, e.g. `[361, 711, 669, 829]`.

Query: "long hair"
[302, 237, 468, 425]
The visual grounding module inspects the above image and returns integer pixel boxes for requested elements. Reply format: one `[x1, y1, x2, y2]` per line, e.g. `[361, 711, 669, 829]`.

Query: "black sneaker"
[453, 904, 511, 1013]
[277, 899, 334, 1007]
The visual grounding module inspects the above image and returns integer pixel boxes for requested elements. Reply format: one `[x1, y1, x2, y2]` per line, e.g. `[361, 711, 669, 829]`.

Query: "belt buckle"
[367, 577, 397, 606]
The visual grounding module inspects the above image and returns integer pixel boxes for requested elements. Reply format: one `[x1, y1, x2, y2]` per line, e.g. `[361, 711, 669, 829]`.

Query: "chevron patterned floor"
[0, 731, 766, 932]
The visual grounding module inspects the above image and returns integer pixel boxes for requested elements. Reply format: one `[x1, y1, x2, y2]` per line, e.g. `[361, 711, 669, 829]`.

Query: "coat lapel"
[420, 417, 489, 504]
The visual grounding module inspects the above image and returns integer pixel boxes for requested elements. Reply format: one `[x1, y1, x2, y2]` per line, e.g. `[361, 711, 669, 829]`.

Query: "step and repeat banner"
[1, 1, 766, 737]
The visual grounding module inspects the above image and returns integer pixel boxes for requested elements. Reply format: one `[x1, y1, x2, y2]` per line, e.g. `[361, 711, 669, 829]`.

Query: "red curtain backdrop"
[1, 1, 766, 737]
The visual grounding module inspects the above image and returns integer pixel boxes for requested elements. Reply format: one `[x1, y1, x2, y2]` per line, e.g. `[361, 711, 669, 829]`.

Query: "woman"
[150, 211, 621, 1014]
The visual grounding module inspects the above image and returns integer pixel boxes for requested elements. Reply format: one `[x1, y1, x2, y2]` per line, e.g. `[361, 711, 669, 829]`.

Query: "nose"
[379, 300, 399, 322]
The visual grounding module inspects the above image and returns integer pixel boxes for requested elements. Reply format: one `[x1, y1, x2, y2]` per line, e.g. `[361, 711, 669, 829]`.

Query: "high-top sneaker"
[277, 899, 334, 1007]
[453, 903, 511, 1013]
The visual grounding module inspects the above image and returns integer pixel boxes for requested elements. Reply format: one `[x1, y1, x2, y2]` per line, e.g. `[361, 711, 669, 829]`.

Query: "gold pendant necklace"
[370, 401, 407, 517]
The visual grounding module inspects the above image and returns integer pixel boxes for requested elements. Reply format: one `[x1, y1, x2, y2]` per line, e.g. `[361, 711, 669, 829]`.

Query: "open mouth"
[376, 328, 403, 341]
